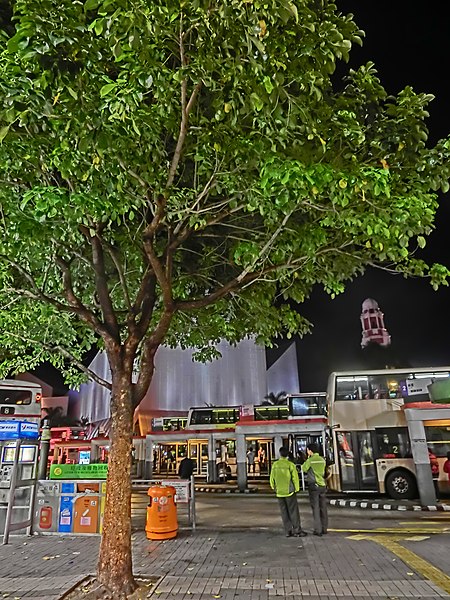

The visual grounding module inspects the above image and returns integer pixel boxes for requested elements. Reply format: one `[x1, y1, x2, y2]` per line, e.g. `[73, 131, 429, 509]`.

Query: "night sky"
[294, 2, 450, 391]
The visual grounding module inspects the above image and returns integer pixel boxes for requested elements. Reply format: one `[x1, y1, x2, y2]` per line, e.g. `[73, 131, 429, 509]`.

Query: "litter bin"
[145, 484, 178, 540]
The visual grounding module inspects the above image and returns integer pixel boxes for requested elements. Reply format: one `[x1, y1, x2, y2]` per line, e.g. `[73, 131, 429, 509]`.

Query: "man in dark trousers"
[270, 447, 308, 537]
[302, 443, 328, 536]
[178, 455, 195, 479]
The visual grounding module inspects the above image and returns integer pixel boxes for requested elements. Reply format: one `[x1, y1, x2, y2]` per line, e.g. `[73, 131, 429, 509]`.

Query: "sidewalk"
[0, 528, 449, 600]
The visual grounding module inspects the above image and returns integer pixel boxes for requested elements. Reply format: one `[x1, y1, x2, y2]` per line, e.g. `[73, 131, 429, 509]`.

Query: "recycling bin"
[145, 485, 178, 540]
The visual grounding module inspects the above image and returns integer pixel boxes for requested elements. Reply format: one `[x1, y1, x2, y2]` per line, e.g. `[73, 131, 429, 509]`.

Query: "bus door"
[336, 431, 377, 491]
[292, 434, 326, 460]
[188, 440, 208, 475]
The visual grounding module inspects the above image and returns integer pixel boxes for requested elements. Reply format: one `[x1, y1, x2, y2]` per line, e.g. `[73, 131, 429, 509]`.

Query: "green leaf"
[67, 86, 78, 100]
[417, 236, 426, 249]
[100, 83, 117, 97]
[0, 125, 10, 142]
[263, 76, 274, 94]
[84, 0, 100, 11]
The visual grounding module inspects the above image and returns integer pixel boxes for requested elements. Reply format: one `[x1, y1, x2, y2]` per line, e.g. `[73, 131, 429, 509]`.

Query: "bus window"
[375, 428, 411, 458]
[191, 410, 212, 425]
[188, 407, 240, 427]
[425, 426, 450, 457]
[335, 377, 369, 401]
[254, 405, 289, 420]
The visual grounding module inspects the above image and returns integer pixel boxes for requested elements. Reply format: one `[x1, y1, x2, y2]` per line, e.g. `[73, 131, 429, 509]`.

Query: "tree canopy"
[0, 0, 449, 391]
[0, 1, 449, 595]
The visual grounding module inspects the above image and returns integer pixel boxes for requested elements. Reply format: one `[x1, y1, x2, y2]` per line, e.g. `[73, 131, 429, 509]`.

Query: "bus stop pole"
[3, 439, 21, 545]
[190, 475, 196, 531]
[37, 421, 51, 480]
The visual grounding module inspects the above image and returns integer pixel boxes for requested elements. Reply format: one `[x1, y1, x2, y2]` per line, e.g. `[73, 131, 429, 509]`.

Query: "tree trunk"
[97, 371, 137, 598]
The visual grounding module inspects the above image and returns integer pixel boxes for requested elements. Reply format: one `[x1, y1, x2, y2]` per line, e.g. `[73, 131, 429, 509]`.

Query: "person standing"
[302, 443, 328, 537]
[178, 455, 195, 479]
[258, 447, 266, 473]
[270, 447, 307, 537]
[443, 451, 450, 482]
[247, 447, 256, 474]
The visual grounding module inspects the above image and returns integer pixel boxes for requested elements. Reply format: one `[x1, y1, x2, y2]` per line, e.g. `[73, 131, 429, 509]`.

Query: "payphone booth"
[0, 420, 39, 544]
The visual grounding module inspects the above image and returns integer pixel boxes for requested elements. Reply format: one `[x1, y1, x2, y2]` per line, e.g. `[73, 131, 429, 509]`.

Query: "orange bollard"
[145, 485, 178, 540]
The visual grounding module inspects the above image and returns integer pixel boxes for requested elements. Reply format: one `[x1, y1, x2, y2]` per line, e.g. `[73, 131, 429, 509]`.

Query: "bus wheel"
[385, 470, 418, 500]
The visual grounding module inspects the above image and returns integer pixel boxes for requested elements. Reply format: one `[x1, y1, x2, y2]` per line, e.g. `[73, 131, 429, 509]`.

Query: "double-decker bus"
[327, 367, 450, 499]
[0, 380, 42, 424]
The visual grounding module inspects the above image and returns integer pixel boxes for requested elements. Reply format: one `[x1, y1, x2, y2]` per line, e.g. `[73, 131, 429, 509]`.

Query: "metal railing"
[132, 475, 196, 530]
[1, 440, 38, 544]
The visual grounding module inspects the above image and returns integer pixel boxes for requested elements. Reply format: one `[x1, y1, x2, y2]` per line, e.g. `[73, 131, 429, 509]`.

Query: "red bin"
[145, 485, 178, 540]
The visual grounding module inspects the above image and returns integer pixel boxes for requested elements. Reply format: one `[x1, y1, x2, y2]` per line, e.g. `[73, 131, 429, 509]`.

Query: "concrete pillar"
[273, 435, 284, 458]
[90, 441, 99, 463]
[207, 436, 217, 483]
[144, 437, 153, 480]
[406, 416, 436, 506]
[236, 434, 247, 491]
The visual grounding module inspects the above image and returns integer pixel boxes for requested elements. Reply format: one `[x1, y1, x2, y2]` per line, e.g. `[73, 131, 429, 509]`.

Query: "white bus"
[327, 367, 450, 499]
[0, 380, 42, 424]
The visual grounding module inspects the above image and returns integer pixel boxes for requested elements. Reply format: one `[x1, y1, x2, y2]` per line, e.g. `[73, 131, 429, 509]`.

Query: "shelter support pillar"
[236, 434, 247, 492]
[207, 436, 217, 483]
[404, 409, 436, 506]
[144, 437, 153, 480]
[273, 435, 284, 458]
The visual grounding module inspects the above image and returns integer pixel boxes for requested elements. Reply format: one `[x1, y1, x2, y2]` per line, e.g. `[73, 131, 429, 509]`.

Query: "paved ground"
[0, 494, 449, 600]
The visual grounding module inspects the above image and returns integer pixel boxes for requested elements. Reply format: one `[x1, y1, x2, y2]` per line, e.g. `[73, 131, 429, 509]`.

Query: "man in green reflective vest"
[270, 447, 308, 537]
[302, 443, 328, 537]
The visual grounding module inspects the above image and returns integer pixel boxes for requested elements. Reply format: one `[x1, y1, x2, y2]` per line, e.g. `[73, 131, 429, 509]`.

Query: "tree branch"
[176, 244, 354, 312]
[142, 237, 173, 309]
[81, 228, 120, 340]
[166, 15, 202, 188]
[102, 240, 132, 313]
[133, 308, 175, 405]
[127, 269, 157, 343]
[6, 332, 112, 390]
[1, 254, 110, 338]
[54, 255, 112, 339]
[237, 210, 293, 284]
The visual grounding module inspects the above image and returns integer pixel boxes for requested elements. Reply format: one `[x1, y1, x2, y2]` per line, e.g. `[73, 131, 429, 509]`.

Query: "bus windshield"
[288, 394, 327, 417]
[0, 389, 33, 405]
[334, 371, 450, 403]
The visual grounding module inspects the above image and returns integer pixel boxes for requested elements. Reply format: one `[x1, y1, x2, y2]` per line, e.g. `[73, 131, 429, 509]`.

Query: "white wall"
[71, 338, 267, 422]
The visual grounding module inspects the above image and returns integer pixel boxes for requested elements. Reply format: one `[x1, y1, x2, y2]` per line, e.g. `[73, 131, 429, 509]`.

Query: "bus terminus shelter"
[144, 416, 329, 491]
[404, 404, 450, 506]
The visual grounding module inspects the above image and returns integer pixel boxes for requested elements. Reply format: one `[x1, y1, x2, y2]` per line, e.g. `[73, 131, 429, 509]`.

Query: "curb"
[195, 486, 258, 494]
[329, 498, 450, 512]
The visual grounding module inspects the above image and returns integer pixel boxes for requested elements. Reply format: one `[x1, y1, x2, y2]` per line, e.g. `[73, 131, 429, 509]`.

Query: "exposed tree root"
[62, 576, 157, 600]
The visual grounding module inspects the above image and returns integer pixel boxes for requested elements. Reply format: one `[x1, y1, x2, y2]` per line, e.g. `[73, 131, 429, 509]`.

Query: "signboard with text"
[50, 463, 108, 480]
[161, 479, 189, 503]
[0, 420, 39, 440]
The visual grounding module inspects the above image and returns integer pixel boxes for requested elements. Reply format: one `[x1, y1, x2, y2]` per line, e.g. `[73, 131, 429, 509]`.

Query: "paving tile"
[0, 529, 448, 599]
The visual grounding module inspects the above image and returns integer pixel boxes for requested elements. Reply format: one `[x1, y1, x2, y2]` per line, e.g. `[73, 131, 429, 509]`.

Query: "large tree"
[0, 0, 449, 596]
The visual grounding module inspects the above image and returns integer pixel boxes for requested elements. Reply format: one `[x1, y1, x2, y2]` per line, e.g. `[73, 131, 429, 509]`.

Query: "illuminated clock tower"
[360, 298, 391, 348]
